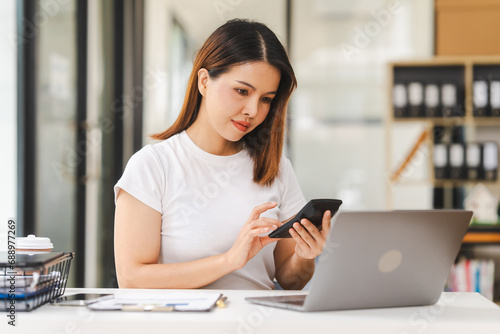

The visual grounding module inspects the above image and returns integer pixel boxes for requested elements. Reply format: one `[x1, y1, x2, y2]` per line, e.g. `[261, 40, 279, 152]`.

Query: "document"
[88, 291, 222, 312]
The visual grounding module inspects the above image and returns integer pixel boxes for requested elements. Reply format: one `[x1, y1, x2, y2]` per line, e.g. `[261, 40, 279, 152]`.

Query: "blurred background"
[0, 0, 499, 301]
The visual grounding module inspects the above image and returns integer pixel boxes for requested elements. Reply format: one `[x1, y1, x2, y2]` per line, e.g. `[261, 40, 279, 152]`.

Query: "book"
[446, 258, 495, 301]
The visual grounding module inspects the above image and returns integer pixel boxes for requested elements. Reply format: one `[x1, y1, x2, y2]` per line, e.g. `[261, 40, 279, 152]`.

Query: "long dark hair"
[152, 19, 297, 186]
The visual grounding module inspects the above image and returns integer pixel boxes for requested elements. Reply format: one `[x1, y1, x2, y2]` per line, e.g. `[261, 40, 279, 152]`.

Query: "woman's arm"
[273, 238, 315, 290]
[114, 190, 280, 288]
[273, 210, 332, 290]
[115, 190, 233, 288]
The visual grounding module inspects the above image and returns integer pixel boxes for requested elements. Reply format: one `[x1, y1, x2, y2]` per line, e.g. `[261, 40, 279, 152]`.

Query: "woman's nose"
[243, 99, 259, 117]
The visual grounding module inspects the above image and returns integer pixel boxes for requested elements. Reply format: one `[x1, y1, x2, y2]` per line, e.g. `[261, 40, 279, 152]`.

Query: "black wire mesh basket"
[1, 252, 74, 312]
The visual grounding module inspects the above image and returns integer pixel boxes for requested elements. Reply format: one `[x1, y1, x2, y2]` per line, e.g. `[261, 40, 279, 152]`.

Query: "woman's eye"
[261, 97, 273, 104]
[235, 88, 248, 96]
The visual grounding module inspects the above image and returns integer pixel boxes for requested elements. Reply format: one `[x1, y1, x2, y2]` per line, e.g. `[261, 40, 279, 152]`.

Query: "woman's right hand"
[225, 202, 281, 270]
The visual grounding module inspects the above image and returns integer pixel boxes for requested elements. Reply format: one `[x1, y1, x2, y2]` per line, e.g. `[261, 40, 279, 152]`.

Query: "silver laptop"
[245, 210, 472, 312]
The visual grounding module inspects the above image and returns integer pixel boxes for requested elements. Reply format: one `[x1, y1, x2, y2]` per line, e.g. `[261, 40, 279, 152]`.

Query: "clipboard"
[88, 291, 224, 312]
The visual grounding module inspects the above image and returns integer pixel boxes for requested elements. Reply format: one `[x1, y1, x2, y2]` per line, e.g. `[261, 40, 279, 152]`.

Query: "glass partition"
[0, 0, 17, 251]
[35, 0, 78, 286]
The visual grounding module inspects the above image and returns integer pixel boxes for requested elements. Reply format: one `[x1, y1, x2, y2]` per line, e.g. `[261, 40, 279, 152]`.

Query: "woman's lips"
[232, 120, 250, 132]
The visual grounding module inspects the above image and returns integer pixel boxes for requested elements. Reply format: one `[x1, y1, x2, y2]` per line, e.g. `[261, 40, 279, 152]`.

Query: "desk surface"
[2, 288, 500, 334]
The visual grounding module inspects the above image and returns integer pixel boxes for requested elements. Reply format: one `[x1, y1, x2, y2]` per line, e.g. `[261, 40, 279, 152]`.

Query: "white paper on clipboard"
[88, 291, 222, 312]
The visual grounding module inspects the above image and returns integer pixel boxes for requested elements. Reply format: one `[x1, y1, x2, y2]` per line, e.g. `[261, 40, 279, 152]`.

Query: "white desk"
[2, 289, 500, 334]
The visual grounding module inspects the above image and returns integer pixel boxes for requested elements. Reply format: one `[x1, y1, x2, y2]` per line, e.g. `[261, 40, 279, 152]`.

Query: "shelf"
[433, 179, 499, 186]
[463, 224, 500, 244]
[387, 57, 500, 211]
[470, 118, 500, 126]
[393, 117, 465, 123]
[463, 232, 500, 244]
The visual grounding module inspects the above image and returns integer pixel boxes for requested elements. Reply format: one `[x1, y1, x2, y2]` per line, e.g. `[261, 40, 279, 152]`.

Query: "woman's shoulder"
[126, 133, 184, 168]
[142, 132, 185, 154]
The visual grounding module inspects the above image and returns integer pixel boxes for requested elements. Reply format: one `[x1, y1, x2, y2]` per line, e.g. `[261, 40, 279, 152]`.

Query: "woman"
[114, 19, 331, 290]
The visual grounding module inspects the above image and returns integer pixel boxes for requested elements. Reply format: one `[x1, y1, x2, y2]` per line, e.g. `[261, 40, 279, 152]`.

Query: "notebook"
[245, 210, 473, 312]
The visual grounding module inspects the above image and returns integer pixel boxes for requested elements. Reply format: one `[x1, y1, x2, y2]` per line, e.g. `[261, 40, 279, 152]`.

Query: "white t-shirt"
[114, 131, 306, 290]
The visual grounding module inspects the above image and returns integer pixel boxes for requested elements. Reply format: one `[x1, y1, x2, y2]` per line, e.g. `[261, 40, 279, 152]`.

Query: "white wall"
[0, 0, 17, 251]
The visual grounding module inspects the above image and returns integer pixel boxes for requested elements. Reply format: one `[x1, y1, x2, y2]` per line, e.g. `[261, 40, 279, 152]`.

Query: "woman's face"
[198, 61, 281, 143]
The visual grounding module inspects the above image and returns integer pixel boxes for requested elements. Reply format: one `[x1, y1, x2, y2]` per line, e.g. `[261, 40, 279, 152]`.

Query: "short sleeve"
[278, 156, 307, 221]
[114, 145, 165, 213]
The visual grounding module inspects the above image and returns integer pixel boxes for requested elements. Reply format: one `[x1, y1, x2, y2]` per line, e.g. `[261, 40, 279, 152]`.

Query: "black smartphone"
[51, 293, 113, 306]
[268, 199, 342, 238]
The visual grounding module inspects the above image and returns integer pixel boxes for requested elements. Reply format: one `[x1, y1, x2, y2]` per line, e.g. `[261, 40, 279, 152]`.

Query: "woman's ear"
[198, 68, 209, 96]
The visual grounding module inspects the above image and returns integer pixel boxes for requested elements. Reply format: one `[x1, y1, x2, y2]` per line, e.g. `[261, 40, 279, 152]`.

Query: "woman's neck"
[185, 122, 242, 156]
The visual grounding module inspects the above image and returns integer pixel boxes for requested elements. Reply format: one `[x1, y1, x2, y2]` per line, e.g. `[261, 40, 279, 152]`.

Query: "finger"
[241, 218, 279, 237]
[249, 217, 280, 228]
[297, 221, 326, 255]
[292, 222, 316, 245]
[321, 210, 332, 237]
[291, 226, 323, 259]
[289, 228, 311, 250]
[299, 219, 323, 241]
[259, 236, 280, 247]
[248, 202, 277, 221]
[248, 226, 272, 238]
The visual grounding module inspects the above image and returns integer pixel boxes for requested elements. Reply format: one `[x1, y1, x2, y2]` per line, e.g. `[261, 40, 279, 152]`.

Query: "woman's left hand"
[289, 210, 332, 259]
